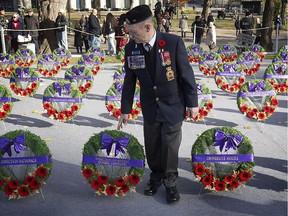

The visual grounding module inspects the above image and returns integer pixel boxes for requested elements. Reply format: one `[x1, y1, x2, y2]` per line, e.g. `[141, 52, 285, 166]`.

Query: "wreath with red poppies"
[217, 44, 238, 62]
[245, 45, 265, 62]
[272, 45, 288, 63]
[0, 84, 13, 121]
[192, 126, 254, 191]
[186, 83, 213, 121]
[105, 80, 141, 119]
[42, 80, 82, 122]
[88, 46, 106, 63]
[9, 67, 40, 97]
[186, 44, 203, 63]
[53, 48, 71, 67]
[82, 130, 145, 196]
[237, 80, 278, 121]
[64, 65, 94, 95]
[15, 48, 36, 67]
[215, 62, 245, 93]
[199, 51, 222, 76]
[37, 54, 62, 77]
[78, 53, 102, 76]
[264, 62, 288, 94]
[0, 54, 15, 78]
[0, 130, 52, 199]
[237, 51, 261, 75]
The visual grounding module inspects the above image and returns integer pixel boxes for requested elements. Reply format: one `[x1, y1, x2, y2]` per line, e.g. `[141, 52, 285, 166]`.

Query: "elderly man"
[88, 8, 101, 47]
[55, 9, 67, 49]
[117, 5, 198, 204]
[24, 8, 40, 54]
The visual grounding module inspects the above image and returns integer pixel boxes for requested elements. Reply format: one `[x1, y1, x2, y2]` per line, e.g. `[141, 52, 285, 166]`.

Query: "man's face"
[0, 10, 5, 16]
[126, 23, 149, 44]
[28, 11, 33, 16]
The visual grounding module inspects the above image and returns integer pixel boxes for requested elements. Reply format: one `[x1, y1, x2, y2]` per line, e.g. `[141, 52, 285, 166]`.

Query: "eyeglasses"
[13, 16, 17, 18]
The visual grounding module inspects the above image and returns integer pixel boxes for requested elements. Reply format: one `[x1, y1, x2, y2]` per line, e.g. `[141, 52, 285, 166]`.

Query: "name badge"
[127, 55, 145, 70]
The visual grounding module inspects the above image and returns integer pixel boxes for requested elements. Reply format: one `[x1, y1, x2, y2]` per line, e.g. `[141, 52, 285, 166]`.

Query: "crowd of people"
[0, 5, 284, 55]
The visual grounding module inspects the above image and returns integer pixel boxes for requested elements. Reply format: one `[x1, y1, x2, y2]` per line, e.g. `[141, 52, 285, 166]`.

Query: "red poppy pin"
[158, 40, 166, 47]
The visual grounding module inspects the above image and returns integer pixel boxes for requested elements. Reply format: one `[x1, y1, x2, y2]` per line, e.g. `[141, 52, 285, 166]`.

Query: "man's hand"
[186, 107, 199, 118]
[117, 114, 129, 130]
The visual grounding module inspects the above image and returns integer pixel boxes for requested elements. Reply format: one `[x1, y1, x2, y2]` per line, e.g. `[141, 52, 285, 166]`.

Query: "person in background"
[55, 9, 68, 49]
[179, 14, 188, 38]
[234, 15, 241, 36]
[115, 17, 128, 54]
[0, 7, 9, 53]
[117, 5, 198, 204]
[103, 13, 117, 56]
[191, 15, 205, 45]
[274, 14, 282, 35]
[254, 18, 261, 44]
[88, 9, 101, 47]
[206, 12, 214, 26]
[74, 23, 83, 54]
[240, 11, 253, 35]
[162, 11, 171, 33]
[79, 14, 89, 52]
[8, 13, 25, 53]
[206, 22, 216, 51]
[24, 8, 40, 54]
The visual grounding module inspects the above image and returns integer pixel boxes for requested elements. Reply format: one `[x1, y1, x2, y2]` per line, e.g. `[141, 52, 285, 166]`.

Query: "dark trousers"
[144, 109, 182, 188]
[181, 31, 186, 38]
[84, 39, 89, 52]
[31, 37, 40, 54]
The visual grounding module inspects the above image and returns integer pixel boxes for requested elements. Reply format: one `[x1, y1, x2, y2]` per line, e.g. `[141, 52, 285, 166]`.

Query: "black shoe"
[166, 186, 180, 204]
[144, 180, 162, 196]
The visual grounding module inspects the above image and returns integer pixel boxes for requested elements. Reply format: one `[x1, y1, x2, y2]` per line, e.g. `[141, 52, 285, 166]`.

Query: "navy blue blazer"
[121, 31, 198, 124]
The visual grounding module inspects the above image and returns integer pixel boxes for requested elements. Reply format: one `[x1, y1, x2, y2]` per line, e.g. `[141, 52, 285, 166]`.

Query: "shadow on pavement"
[5, 114, 53, 128]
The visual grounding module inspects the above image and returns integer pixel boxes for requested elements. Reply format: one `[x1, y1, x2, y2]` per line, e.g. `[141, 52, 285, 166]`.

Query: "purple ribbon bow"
[281, 52, 288, 60]
[203, 52, 215, 60]
[43, 54, 54, 61]
[100, 133, 130, 157]
[53, 82, 71, 96]
[83, 54, 95, 62]
[192, 45, 200, 52]
[223, 63, 237, 73]
[57, 49, 65, 55]
[72, 66, 85, 75]
[274, 64, 287, 74]
[0, 55, 9, 62]
[0, 134, 27, 157]
[91, 47, 100, 53]
[114, 82, 123, 92]
[243, 52, 254, 60]
[223, 44, 231, 51]
[251, 45, 260, 52]
[248, 81, 266, 92]
[213, 130, 243, 152]
[196, 83, 202, 92]
[16, 67, 30, 77]
[21, 49, 30, 55]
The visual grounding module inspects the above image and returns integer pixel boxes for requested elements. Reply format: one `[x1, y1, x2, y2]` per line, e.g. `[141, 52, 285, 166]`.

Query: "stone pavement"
[0, 58, 287, 215]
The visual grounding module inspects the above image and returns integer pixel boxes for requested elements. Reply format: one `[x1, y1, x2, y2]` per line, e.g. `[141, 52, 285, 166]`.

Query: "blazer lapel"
[154, 32, 165, 84]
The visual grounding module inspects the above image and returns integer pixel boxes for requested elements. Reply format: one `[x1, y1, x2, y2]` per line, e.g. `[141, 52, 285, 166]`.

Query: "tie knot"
[145, 43, 152, 51]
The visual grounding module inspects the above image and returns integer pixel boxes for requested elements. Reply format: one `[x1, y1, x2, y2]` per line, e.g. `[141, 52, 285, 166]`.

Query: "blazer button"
[156, 97, 159, 101]
[153, 86, 157, 90]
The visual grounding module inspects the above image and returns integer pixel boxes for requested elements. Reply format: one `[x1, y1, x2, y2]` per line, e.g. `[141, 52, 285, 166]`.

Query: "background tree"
[38, 0, 67, 53]
[260, 0, 275, 52]
[18, 0, 32, 8]
[280, 0, 286, 25]
[201, 0, 212, 20]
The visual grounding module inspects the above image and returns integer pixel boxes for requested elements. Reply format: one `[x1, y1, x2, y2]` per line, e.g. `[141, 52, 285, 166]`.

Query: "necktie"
[145, 43, 152, 52]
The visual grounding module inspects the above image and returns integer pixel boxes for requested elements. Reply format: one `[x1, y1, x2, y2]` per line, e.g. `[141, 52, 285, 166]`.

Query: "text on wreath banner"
[192, 154, 254, 163]
[82, 155, 145, 168]
[0, 155, 52, 166]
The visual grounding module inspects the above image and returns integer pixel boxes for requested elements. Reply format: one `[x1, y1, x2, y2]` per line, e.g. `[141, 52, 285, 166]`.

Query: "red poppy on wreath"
[0, 84, 14, 121]
[0, 54, 15, 77]
[186, 45, 203, 63]
[199, 52, 222, 76]
[37, 54, 62, 77]
[158, 40, 166, 47]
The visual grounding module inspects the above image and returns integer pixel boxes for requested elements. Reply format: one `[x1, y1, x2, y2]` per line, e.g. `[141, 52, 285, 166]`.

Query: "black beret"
[0, 7, 5, 11]
[121, 5, 152, 25]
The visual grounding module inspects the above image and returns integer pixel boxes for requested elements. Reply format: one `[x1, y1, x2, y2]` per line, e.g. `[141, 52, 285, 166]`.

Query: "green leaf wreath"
[217, 44, 238, 62]
[53, 48, 72, 67]
[237, 79, 278, 121]
[0, 54, 15, 78]
[15, 48, 36, 67]
[10, 67, 40, 97]
[245, 44, 265, 62]
[43, 80, 82, 122]
[237, 51, 261, 75]
[77, 53, 102, 76]
[199, 51, 222, 76]
[186, 44, 203, 63]
[82, 130, 145, 196]
[264, 63, 288, 94]
[64, 65, 94, 95]
[37, 54, 62, 77]
[0, 130, 52, 199]
[272, 45, 288, 63]
[191, 126, 255, 191]
[0, 84, 14, 121]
